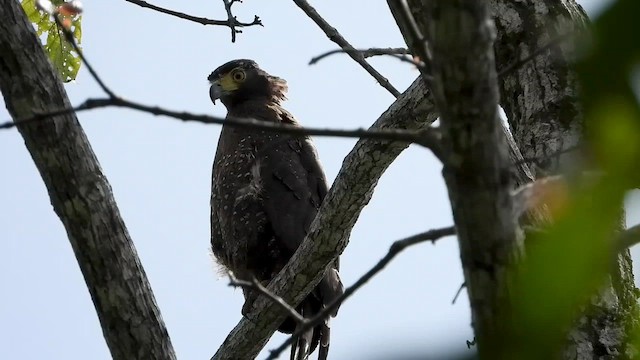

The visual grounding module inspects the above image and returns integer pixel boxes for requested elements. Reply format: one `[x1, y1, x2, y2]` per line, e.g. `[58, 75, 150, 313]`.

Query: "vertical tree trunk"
[417, 1, 522, 357]
[394, 0, 639, 358]
[0, 2, 176, 359]
[491, 1, 640, 358]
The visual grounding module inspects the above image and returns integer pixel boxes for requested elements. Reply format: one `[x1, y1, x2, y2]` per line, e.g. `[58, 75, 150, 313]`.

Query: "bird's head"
[208, 59, 288, 109]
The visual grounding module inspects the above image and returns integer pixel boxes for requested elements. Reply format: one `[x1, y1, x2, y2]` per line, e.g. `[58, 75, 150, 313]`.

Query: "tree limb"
[617, 224, 640, 251]
[292, 0, 401, 97]
[124, 0, 262, 34]
[0, 2, 176, 359]
[309, 47, 417, 67]
[0, 96, 444, 160]
[228, 274, 305, 325]
[266, 226, 456, 359]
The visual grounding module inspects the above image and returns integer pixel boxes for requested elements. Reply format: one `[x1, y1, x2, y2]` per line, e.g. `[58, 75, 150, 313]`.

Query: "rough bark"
[491, 1, 640, 359]
[491, 0, 588, 177]
[395, 0, 639, 358]
[211, 78, 438, 359]
[419, 1, 521, 357]
[388, 0, 542, 221]
[0, 2, 176, 360]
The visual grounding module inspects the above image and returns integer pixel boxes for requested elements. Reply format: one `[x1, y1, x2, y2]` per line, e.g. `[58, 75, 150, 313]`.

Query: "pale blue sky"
[1, 1, 633, 359]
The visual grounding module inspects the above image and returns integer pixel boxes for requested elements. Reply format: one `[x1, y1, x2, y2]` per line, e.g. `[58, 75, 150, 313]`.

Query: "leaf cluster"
[21, 0, 82, 82]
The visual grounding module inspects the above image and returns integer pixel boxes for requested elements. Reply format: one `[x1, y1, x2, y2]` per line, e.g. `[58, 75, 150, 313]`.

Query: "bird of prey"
[208, 59, 344, 360]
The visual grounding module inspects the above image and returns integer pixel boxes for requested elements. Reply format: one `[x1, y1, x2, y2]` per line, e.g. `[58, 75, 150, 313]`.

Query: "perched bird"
[208, 59, 344, 360]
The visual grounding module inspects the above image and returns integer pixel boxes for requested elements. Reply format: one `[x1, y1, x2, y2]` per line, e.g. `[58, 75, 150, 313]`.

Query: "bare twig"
[53, 14, 115, 98]
[266, 226, 457, 360]
[3, 12, 444, 161]
[221, 0, 244, 42]
[309, 48, 422, 68]
[387, 0, 432, 79]
[451, 282, 466, 305]
[124, 0, 262, 32]
[292, 0, 401, 97]
[1, 97, 444, 159]
[5, 13, 443, 158]
[310, 47, 409, 62]
[228, 273, 305, 324]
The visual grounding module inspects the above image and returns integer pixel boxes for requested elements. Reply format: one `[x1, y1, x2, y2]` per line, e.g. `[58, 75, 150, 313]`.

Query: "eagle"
[208, 59, 344, 360]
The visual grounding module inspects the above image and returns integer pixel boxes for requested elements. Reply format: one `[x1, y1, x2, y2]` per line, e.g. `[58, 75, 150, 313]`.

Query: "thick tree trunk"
[394, 0, 639, 358]
[419, 1, 521, 357]
[491, 1, 640, 358]
[0, 2, 176, 359]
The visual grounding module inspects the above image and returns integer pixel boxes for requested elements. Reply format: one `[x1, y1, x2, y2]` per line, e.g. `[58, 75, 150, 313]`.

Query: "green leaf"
[20, 0, 83, 82]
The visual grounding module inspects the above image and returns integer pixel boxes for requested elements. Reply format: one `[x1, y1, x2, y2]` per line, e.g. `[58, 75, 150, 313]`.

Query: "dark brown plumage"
[208, 59, 343, 360]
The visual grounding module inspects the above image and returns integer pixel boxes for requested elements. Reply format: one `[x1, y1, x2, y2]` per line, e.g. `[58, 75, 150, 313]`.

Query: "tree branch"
[292, 0, 401, 97]
[228, 273, 305, 324]
[617, 224, 640, 251]
[309, 47, 416, 67]
[0, 2, 176, 359]
[1, 96, 444, 160]
[124, 0, 262, 40]
[2, 8, 443, 161]
[51, 13, 115, 98]
[266, 226, 456, 360]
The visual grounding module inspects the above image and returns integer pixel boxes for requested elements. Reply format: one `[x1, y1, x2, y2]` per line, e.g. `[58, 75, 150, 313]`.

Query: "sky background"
[1, 1, 634, 359]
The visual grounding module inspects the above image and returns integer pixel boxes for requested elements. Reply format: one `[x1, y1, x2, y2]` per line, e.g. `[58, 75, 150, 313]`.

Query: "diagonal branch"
[266, 226, 456, 360]
[228, 273, 305, 324]
[52, 13, 115, 98]
[292, 0, 401, 97]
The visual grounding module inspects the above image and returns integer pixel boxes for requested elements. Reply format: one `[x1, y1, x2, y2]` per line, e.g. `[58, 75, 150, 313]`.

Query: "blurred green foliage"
[507, 0, 640, 358]
[21, 0, 82, 82]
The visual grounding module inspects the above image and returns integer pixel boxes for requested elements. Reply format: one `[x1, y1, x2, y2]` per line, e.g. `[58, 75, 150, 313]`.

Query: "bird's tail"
[288, 268, 343, 360]
[290, 302, 331, 360]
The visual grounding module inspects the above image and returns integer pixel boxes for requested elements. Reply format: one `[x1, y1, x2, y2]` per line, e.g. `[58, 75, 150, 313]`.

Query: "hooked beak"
[209, 81, 223, 105]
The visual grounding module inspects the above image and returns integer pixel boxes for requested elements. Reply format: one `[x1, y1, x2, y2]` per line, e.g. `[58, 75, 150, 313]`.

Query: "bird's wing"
[259, 135, 326, 253]
[210, 178, 226, 270]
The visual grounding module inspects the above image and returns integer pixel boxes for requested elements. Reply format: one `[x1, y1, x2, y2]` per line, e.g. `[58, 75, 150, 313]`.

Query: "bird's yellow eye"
[231, 69, 246, 82]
